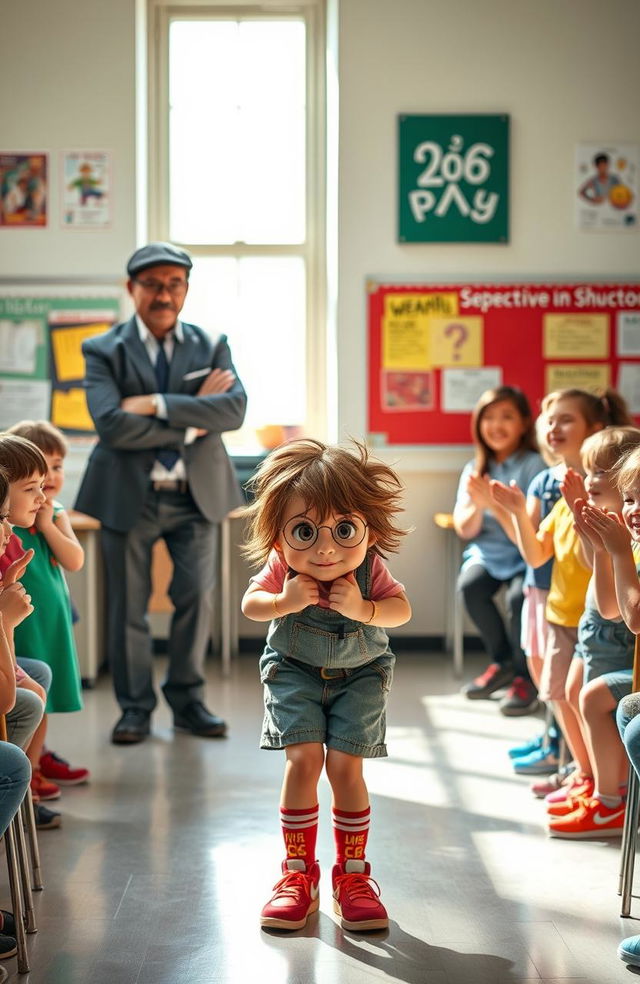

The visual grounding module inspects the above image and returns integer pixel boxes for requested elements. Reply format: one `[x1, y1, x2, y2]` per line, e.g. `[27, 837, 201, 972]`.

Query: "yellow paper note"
[381, 293, 459, 370]
[543, 314, 609, 359]
[545, 363, 610, 393]
[51, 323, 110, 381]
[428, 316, 483, 368]
[382, 317, 431, 369]
[51, 388, 94, 431]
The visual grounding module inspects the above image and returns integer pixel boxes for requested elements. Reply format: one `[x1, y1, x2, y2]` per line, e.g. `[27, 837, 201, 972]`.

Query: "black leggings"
[457, 564, 529, 678]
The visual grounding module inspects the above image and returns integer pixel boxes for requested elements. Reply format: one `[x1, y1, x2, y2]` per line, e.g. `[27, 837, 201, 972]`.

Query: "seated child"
[544, 427, 640, 837]
[6, 422, 88, 787]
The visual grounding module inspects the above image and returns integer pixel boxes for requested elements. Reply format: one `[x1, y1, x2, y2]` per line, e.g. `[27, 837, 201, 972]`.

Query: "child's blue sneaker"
[618, 934, 640, 967]
[508, 733, 544, 759]
[508, 724, 559, 760]
[512, 743, 559, 775]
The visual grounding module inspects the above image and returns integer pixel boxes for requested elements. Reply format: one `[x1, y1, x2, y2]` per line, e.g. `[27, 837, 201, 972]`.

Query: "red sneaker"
[30, 769, 61, 802]
[332, 860, 388, 931]
[547, 796, 626, 838]
[40, 751, 90, 786]
[260, 859, 320, 930]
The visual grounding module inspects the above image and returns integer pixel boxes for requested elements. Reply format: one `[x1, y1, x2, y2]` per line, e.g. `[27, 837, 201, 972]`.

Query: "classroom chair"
[433, 513, 464, 676]
[0, 715, 40, 974]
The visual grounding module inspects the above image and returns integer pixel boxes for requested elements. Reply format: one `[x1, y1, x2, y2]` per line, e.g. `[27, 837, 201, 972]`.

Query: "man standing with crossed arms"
[76, 242, 247, 744]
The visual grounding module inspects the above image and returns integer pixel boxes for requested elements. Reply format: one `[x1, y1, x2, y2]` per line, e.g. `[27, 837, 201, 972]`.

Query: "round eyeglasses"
[281, 515, 368, 551]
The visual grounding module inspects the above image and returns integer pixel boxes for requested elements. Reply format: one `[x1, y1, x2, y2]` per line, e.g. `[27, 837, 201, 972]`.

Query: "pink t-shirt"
[251, 550, 404, 610]
[0, 532, 25, 578]
[0, 534, 29, 682]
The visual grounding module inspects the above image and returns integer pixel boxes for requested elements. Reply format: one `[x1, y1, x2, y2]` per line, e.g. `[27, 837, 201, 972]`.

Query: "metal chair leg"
[620, 766, 640, 916]
[22, 789, 43, 891]
[453, 586, 464, 679]
[4, 819, 29, 973]
[13, 806, 36, 934]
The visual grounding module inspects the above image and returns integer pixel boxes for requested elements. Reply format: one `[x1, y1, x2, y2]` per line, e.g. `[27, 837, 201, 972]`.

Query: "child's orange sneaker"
[332, 860, 388, 931]
[547, 797, 625, 838]
[260, 859, 320, 931]
[40, 751, 90, 786]
[30, 768, 60, 802]
[545, 777, 595, 816]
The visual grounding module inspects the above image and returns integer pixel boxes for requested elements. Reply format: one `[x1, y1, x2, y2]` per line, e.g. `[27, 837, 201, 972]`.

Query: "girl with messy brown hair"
[241, 438, 411, 935]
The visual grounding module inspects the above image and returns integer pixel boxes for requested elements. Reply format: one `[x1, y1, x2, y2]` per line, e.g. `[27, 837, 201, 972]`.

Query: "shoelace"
[508, 677, 531, 700]
[270, 870, 313, 901]
[46, 751, 70, 766]
[474, 663, 502, 686]
[334, 872, 382, 903]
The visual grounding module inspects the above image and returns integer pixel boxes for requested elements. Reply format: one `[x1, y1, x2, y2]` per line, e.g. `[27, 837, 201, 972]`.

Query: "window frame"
[146, 0, 328, 441]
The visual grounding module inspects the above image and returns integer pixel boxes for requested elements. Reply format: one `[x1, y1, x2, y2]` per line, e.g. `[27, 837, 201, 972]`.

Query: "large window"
[148, 1, 326, 449]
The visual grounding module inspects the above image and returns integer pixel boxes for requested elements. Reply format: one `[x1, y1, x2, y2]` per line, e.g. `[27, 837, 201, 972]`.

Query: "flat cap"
[126, 242, 193, 277]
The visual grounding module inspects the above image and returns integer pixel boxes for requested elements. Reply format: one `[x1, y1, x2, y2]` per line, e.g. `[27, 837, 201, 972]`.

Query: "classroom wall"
[0, 0, 137, 278]
[1, 0, 639, 643]
[336, 0, 640, 636]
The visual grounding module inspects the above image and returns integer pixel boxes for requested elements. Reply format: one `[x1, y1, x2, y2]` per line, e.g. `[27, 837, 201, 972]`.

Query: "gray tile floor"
[3, 650, 640, 983]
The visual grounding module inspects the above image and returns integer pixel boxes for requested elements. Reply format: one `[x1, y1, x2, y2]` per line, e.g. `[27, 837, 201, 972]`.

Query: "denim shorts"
[573, 612, 634, 686]
[598, 668, 633, 704]
[259, 651, 395, 758]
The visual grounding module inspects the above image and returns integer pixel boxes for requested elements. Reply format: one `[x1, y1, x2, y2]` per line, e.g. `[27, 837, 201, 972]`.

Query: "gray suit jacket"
[75, 317, 247, 532]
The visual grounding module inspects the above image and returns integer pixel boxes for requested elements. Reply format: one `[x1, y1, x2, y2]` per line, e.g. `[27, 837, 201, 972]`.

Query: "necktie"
[154, 340, 180, 471]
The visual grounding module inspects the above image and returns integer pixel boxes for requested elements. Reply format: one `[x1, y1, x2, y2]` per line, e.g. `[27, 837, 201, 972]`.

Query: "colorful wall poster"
[381, 371, 434, 411]
[576, 142, 638, 230]
[0, 153, 48, 227]
[61, 150, 111, 228]
[398, 114, 509, 243]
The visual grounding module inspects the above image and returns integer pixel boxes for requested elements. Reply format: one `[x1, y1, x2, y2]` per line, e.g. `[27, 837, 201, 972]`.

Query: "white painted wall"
[0, 0, 137, 278]
[1, 0, 639, 642]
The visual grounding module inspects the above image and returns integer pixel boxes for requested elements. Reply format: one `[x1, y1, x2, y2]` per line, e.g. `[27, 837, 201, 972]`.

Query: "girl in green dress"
[8, 421, 90, 790]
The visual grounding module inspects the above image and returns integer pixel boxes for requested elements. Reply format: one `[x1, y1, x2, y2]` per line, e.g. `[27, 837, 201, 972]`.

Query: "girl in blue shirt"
[454, 385, 544, 714]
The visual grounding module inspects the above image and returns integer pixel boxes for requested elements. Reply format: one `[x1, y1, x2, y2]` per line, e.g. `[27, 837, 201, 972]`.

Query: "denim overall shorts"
[259, 554, 396, 757]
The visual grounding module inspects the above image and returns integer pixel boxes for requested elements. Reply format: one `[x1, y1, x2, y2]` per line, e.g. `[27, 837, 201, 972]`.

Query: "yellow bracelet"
[364, 600, 376, 624]
[273, 594, 282, 618]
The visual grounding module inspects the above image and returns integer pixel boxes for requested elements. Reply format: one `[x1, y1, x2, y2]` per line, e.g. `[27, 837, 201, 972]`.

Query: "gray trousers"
[5, 657, 52, 750]
[101, 487, 218, 715]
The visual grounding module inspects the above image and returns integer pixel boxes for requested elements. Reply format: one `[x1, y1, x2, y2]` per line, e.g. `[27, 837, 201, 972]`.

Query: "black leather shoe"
[173, 701, 227, 737]
[111, 709, 151, 745]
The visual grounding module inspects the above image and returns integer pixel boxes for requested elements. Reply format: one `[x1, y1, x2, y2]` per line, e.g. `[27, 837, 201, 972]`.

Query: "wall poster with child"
[367, 280, 640, 446]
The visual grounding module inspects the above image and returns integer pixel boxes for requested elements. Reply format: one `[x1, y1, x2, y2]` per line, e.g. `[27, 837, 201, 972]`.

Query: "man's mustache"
[150, 302, 174, 310]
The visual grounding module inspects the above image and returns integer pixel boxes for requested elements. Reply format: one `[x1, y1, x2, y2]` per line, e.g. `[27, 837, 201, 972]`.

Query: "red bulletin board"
[367, 281, 640, 445]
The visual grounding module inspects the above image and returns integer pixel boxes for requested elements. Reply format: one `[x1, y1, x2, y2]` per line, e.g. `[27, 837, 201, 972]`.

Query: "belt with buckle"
[151, 479, 188, 493]
[287, 657, 349, 680]
[319, 666, 349, 680]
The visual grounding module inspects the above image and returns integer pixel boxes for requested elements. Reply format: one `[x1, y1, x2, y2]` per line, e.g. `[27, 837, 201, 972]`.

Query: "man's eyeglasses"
[281, 515, 368, 551]
[132, 278, 188, 296]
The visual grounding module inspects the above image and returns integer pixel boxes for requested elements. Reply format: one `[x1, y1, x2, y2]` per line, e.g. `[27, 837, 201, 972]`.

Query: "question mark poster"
[380, 296, 483, 411]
